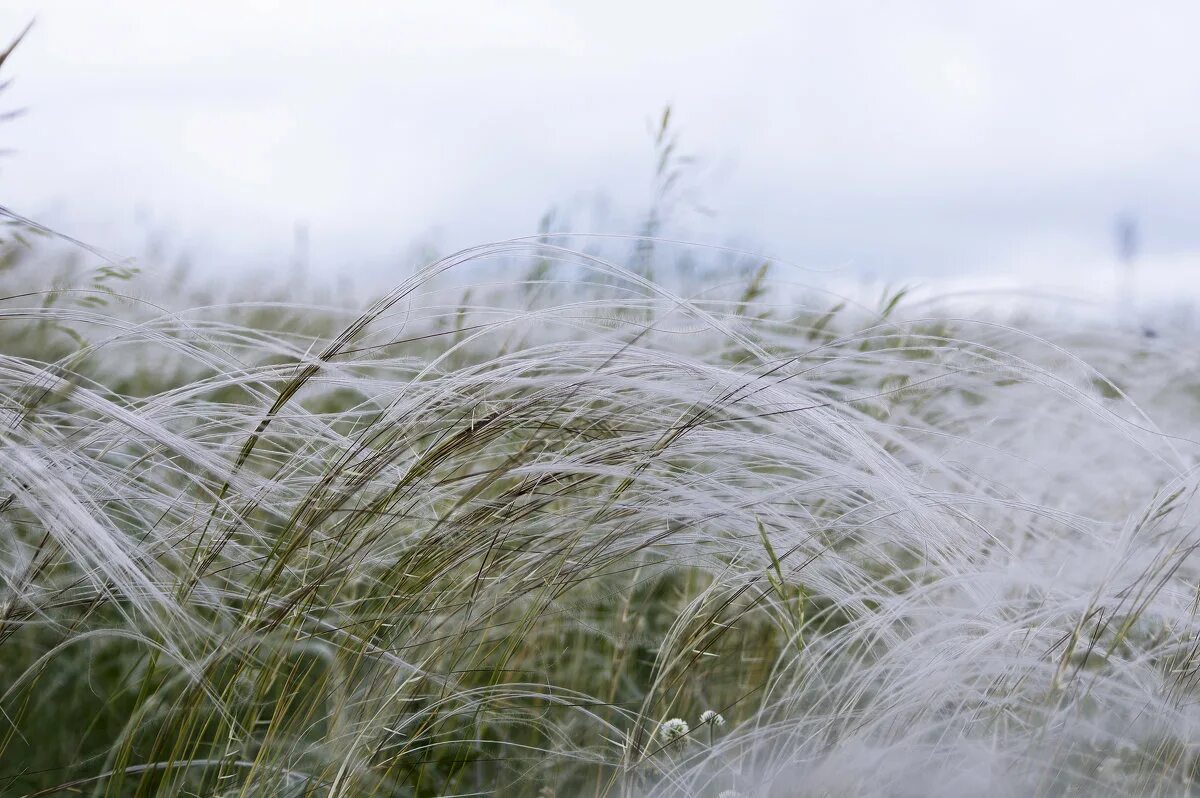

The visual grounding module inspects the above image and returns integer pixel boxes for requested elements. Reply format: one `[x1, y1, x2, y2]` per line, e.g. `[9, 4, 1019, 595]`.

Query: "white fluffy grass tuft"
[1, 240, 1199, 797]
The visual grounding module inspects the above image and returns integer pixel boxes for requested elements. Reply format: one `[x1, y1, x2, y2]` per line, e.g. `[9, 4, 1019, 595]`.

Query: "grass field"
[2, 230, 1200, 797]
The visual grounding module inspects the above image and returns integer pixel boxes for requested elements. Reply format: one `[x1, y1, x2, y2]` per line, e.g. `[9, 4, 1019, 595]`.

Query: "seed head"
[658, 717, 689, 743]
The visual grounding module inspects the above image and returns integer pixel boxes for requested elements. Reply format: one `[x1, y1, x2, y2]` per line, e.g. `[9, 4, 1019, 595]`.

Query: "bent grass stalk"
[0, 241, 1197, 796]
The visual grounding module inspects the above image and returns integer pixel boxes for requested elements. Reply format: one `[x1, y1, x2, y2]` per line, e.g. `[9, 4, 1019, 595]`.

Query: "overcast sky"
[2, 1, 1199, 295]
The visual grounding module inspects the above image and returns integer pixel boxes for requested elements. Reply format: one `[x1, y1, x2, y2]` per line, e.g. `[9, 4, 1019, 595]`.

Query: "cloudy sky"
[2, 1, 1199, 296]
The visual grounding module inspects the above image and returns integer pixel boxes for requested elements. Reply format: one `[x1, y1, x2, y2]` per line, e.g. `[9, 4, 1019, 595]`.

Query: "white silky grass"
[0, 240, 1198, 797]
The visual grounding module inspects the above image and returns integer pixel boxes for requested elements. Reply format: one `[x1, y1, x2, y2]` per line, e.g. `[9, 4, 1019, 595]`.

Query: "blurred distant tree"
[1115, 213, 1139, 266]
[1114, 212, 1141, 329]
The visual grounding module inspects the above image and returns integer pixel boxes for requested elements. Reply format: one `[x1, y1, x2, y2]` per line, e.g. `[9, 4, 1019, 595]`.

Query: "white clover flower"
[658, 717, 689, 743]
[699, 709, 726, 727]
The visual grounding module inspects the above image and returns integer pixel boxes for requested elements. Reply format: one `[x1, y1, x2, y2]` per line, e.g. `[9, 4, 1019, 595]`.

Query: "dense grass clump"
[2, 237, 1200, 797]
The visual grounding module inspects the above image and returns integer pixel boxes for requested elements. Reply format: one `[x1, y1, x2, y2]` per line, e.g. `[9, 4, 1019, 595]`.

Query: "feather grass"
[0, 241, 1198, 796]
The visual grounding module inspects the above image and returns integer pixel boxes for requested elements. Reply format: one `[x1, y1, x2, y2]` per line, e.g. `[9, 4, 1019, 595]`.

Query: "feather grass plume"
[0, 239, 1198, 797]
